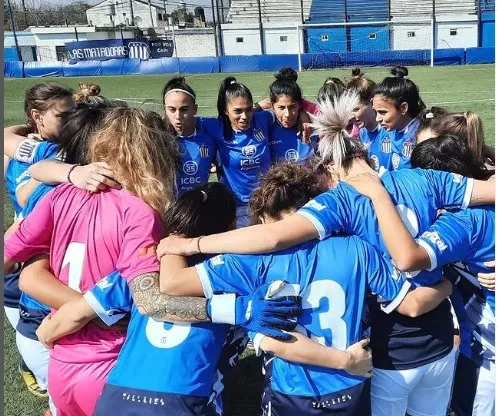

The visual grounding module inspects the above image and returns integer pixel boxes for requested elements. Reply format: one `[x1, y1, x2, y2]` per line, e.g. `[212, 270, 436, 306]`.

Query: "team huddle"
[3, 66, 496, 416]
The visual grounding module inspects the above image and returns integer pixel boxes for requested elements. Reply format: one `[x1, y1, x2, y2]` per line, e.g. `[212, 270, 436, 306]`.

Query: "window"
[158, 13, 163, 21]
[55, 46, 67, 61]
[236, 37, 244, 43]
[321, 34, 329, 41]
[369, 33, 377, 40]
[280, 35, 288, 42]
[407, 31, 416, 37]
[450, 28, 458, 36]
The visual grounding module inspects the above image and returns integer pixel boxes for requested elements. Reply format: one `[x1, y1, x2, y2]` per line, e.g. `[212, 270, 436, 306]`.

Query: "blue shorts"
[94, 384, 217, 416]
[261, 380, 371, 416]
[17, 304, 49, 340]
[4, 264, 22, 308]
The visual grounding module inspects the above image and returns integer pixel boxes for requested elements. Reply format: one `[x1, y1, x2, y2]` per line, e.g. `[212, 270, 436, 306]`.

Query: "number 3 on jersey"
[302, 280, 347, 350]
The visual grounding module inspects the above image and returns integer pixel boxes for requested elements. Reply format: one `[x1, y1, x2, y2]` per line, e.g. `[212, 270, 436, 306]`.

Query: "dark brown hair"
[345, 67, 376, 104]
[24, 82, 74, 130]
[248, 162, 323, 224]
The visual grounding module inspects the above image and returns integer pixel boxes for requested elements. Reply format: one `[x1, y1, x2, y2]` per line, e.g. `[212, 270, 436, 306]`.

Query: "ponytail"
[312, 90, 367, 171]
[464, 111, 485, 163]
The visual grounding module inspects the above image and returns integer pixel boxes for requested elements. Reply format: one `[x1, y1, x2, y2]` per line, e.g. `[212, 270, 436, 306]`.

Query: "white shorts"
[16, 331, 50, 389]
[4, 306, 20, 330]
[371, 349, 457, 416]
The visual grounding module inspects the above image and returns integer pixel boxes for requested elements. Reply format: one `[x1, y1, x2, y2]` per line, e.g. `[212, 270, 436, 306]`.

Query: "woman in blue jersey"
[371, 66, 425, 171]
[162, 77, 217, 195]
[201, 77, 273, 228]
[157, 90, 495, 416]
[347, 134, 495, 416]
[345, 68, 387, 173]
[267, 68, 318, 164]
[160, 163, 453, 416]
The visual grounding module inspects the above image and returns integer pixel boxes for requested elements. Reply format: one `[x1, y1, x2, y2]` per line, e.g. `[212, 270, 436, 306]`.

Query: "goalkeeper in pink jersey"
[4, 107, 179, 416]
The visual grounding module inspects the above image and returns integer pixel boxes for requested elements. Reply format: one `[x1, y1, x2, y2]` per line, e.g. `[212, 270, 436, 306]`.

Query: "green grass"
[3, 64, 495, 416]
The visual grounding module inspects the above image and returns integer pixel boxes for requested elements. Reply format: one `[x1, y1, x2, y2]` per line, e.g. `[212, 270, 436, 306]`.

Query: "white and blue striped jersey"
[200, 112, 273, 206]
[176, 119, 217, 195]
[417, 206, 495, 366]
[196, 236, 412, 397]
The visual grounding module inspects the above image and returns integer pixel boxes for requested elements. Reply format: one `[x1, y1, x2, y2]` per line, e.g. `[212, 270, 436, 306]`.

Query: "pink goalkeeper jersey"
[5, 183, 163, 364]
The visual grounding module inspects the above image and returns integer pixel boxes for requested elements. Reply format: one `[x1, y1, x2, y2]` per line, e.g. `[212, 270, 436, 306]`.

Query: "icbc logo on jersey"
[183, 161, 199, 175]
[241, 145, 260, 167]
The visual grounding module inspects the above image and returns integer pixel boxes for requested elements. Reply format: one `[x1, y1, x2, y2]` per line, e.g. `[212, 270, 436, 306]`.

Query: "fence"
[4, 47, 494, 78]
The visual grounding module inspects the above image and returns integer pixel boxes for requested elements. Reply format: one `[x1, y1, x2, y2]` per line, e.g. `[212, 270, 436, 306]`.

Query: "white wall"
[392, 23, 432, 50]
[222, 25, 262, 55]
[222, 23, 301, 55]
[173, 32, 217, 57]
[436, 22, 478, 49]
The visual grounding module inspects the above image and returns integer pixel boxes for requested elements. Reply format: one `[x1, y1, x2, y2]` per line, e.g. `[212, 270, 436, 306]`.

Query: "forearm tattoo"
[130, 272, 209, 322]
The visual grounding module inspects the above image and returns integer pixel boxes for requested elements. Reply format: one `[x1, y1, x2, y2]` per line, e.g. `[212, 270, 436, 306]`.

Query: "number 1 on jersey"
[61, 242, 86, 292]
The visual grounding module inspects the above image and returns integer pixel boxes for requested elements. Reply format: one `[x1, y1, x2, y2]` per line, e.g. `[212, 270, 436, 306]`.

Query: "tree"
[170, 6, 194, 25]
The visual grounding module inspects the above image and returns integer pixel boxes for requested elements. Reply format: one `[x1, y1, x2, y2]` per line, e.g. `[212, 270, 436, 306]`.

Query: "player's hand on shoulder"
[344, 338, 373, 378]
[69, 162, 121, 193]
[345, 171, 386, 201]
[157, 234, 198, 258]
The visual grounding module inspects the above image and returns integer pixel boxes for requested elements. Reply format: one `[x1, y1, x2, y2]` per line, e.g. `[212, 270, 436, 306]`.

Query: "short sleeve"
[195, 254, 262, 299]
[4, 188, 55, 262]
[13, 139, 58, 164]
[296, 191, 347, 240]
[416, 211, 472, 272]
[115, 202, 164, 283]
[361, 241, 413, 314]
[424, 169, 473, 210]
[83, 271, 132, 326]
[198, 117, 223, 140]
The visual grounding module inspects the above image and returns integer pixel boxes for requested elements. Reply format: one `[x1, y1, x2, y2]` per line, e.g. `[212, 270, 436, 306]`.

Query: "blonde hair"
[88, 107, 179, 220]
[431, 111, 485, 162]
[312, 90, 367, 172]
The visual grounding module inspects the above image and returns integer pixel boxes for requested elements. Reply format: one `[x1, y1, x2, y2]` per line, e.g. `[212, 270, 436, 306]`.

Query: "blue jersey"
[5, 139, 59, 217]
[176, 119, 217, 195]
[200, 112, 273, 206]
[89, 265, 230, 406]
[197, 236, 411, 399]
[269, 122, 317, 164]
[367, 119, 418, 172]
[417, 206, 495, 366]
[297, 168, 473, 369]
[358, 124, 389, 173]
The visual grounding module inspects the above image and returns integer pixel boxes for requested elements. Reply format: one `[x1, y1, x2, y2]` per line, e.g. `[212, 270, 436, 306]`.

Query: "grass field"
[3, 64, 495, 416]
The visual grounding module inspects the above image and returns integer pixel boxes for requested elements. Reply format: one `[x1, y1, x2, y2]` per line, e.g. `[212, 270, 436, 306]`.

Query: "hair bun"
[390, 66, 408, 78]
[351, 67, 364, 77]
[77, 82, 101, 98]
[275, 67, 298, 82]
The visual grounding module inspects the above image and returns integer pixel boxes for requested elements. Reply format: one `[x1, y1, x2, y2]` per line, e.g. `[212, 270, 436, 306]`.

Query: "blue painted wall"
[481, 11, 495, 47]
[308, 0, 388, 23]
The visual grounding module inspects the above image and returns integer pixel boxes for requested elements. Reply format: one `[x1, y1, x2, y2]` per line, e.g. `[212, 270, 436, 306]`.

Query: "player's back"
[46, 183, 162, 364]
[254, 236, 408, 397]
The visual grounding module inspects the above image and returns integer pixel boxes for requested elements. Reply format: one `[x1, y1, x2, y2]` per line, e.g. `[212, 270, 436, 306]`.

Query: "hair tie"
[230, 80, 237, 85]
[200, 190, 208, 202]
[425, 112, 434, 119]
[164, 88, 196, 102]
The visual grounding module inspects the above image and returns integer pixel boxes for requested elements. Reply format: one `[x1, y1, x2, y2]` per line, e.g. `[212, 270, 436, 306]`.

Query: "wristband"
[197, 236, 204, 254]
[67, 164, 80, 184]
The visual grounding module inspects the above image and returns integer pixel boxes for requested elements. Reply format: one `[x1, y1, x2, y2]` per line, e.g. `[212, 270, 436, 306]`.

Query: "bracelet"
[196, 236, 204, 254]
[67, 164, 80, 184]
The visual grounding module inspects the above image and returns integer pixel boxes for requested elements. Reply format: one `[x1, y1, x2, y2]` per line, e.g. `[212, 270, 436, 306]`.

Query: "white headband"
[164, 88, 196, 101]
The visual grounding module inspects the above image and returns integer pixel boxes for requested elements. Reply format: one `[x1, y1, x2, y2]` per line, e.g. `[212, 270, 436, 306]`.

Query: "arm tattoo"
[129, 272, 209, 323]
